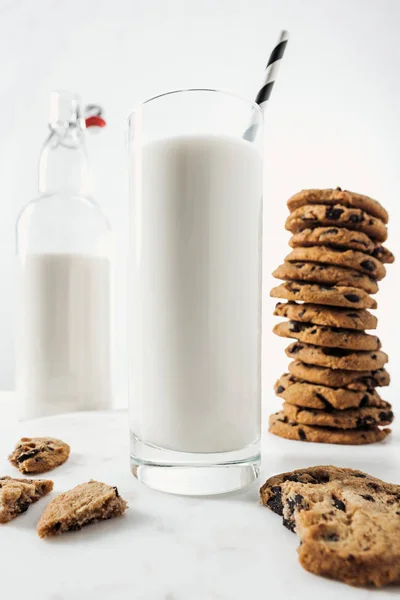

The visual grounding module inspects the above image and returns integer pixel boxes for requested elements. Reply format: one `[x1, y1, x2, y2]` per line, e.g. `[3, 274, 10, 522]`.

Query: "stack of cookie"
[269, 188, 394, 445]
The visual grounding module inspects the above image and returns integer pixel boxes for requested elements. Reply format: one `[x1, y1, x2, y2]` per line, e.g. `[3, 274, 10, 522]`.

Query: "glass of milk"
[128, 89, 263, 495]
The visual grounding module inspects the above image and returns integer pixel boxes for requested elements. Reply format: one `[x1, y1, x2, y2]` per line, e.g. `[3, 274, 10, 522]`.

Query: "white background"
[0, 0, 399, 412]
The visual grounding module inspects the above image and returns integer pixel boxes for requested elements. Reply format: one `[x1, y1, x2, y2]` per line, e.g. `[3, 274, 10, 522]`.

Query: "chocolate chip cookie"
[285, 205, 388, 242]
[270, 282, 377, 309]
[285, 342, 388, 371]
[269, 412, 391, 445]
[275, 373, 386, 410]
[37, 480, 128, 538]
[289, 226, 376, 253]
[285, 247, 386, 280]
[288, 360, 390, 389]
[282, 402, 394, 429]
[272, 262, 378, 294]
[286, 188, 389, 223]
[273, 302, 378, 330]
[273, 321, 381, 351]
[260, 465, 400, 586]
[289, 228, 394, 264]
[0, 476, 53, 523]
[9, 437, 70, 475]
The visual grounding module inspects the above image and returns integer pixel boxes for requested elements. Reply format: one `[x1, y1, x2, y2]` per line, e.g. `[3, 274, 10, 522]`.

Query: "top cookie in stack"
[269, 188, 394, 445]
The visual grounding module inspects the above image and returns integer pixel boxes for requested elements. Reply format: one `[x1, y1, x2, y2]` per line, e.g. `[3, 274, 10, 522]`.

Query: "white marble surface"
[0, 395, 399, 600]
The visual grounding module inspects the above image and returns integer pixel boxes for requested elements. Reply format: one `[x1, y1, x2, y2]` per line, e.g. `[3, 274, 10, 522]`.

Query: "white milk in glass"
[18, 253, 111, 419]
[130, 134, 263, 453]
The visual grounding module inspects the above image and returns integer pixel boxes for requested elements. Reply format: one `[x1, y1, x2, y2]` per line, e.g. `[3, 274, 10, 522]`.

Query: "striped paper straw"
[243, 30, 289, 141]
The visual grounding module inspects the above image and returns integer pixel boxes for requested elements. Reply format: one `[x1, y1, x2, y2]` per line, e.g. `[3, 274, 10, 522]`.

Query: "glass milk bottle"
[128, 89, 263, 495]
[16, 91, 112, 419]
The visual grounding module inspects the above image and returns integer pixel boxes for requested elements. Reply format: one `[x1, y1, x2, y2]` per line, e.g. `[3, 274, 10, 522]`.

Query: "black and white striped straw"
[243, 29, 289, 141]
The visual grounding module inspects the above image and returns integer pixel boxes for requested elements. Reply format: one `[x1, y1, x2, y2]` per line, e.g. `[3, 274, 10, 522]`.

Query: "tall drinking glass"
[128, 89, 263, 495]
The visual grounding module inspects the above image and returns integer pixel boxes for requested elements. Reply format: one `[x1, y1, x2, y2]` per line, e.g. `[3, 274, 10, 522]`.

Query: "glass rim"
[127, 88, 262, 122]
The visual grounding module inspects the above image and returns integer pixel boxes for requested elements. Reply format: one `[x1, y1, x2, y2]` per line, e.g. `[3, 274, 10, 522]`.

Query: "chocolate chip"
[372, 247, 382, 258]
[335, 186, 342, 191]
[344, 293, 360, 303]
[289, 344, 303, 354]
[299, 309, 306, 317]
[289, 321, 303, 333]
[371, 354, 377, 359]
[318, 284, 333, 290]
[113, 486, 120, 498]
[287, 497, 296, 514]
[346, 312, 360, 318]
[54, 522, 62, 531]
[18, 502, 30, 514]
[277, 385, 285, 394]
[353, 473, 366, 478]
[361, 494, 375, 502]
[315, 393, 333, 411]
[348, 213, 364, 223]
[290, 286, 300, 293]
[332, 495, 346, 511]
[68, 523, 83, 531]
[283, 518, 296, 532]
[16, 448, 40, 463]
[267, 486, 284, 515]
[379, 411, 393, 422]
[294, 493, 304, 505]
[357, 415, 376, 427]
[369, 219, 374, 225]
[325, 207, 344, 220]
[325, 533, 340, 542]
[359, 395, 369, 408]
[367, 482, 381, 491]
[360, 259, 376, 272]
[287, 475, 300, 482]
[322, 347, 351, 357]
[298, 428, 306, 441]
[323, 228, 339, 234]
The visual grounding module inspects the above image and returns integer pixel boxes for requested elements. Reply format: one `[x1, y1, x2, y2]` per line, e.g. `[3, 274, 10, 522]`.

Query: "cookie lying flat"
[274, 302, 378, 331]
[289, 227, 376, 253]
[269, 412, 391, 445]
[37, 480, 128, 538]
[0, 476, 53, 523]
[9, 437, 70, 474]
[270, 282, 377, 310]
[282, 402, 394, 430]
[260, 466, 400, 587]
[290, 228, 394, 264]
[285, 205, 388, 242]
[274, 321, 381, 351]
[285, 247, 386, 281]
[275, 373, 386, 410]
[286, 188, 389, 223]
[285, 343, 388, 371]
[288, 360, 390, 389]
[272, 262, 378, 294]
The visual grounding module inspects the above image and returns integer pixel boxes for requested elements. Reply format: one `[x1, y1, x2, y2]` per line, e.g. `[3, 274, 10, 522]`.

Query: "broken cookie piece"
[37, 480, 128, 538]
[260, 466, 400, 587]
[0, 476, 53, 523]
[9, 437, 70, 474]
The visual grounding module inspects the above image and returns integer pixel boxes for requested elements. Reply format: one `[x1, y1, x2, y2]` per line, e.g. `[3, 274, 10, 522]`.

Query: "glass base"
[130, 433, 261, 496]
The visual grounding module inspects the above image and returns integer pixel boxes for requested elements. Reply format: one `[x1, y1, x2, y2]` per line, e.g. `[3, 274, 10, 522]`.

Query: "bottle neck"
[38, 122, 92, 197]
